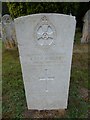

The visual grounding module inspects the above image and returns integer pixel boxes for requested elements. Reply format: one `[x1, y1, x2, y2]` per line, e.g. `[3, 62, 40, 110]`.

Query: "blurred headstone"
[81, 9, 90, 43]
[2, 14, 17, 49]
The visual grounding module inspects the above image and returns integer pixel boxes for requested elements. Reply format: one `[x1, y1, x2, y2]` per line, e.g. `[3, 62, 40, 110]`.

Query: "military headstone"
[15, 13, 76, 110]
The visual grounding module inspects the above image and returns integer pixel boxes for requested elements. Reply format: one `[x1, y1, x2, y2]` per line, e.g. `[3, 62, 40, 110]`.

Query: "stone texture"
[81, 9, 90, 43]
[15, 13, 76, 110]
[2, 14, 17, 49]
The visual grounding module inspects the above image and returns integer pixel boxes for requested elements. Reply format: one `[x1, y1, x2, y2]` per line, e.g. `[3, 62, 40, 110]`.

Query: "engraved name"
[28, 54, 66, 64]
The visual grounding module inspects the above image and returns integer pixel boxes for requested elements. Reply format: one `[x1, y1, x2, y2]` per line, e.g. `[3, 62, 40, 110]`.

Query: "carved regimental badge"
[35, 16, 56, 46]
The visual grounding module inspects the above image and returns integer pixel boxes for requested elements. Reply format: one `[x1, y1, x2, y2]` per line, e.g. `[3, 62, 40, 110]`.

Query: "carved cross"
[39, 69, 54, 92]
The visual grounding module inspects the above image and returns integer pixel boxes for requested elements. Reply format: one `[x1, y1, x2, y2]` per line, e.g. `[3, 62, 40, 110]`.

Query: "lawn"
[0, 40, 2, 119]
[2, 30, 89, 119]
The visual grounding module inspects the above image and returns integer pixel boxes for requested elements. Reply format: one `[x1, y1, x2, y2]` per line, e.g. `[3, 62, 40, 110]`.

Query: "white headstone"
[14, 13, 76, 110]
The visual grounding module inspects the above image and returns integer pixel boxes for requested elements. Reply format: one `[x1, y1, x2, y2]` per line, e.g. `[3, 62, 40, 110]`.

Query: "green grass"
[66, 49, 89, 118]
[0, 40, 1, 47]
[2, 47, 26, 119]
[2, 31, 89, 119]
[0, 40, 2, 76]
[0, 40, 2, 119]
[74, 28, 82, 44]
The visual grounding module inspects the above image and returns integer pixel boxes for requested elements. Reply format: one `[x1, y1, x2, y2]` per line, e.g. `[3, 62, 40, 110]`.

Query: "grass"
[2, 30, 89, 119]
[66, 47, 89, 118]
[2, 47, 26, 119]
[74, 28, 82, 44]
[0, 40, 2, 119]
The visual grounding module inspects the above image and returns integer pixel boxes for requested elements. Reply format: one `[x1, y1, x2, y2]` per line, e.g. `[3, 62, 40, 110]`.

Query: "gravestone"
[81, 9, 90, 43]
[15, 13, 76, 110]
[2, 14, 17, 49]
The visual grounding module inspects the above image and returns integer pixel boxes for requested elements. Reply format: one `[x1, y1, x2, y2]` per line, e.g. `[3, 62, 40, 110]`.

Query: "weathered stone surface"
[2, 14, 17, 49]
[15, 13, 76, 110]
[81, 9, 90, 43]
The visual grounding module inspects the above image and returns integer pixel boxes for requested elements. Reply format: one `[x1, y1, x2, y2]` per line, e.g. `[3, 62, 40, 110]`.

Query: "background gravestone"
[15, 13, 76, 110]
[81, 9, 90, 43]
[2, 14, 17, 49]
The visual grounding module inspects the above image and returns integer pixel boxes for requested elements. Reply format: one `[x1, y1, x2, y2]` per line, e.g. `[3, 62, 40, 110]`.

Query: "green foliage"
[7, 2, 80, 18]
[7, 2, 27, 18]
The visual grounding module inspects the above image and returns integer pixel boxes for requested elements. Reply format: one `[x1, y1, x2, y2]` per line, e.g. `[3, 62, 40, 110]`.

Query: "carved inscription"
[29, 54, 66, 65]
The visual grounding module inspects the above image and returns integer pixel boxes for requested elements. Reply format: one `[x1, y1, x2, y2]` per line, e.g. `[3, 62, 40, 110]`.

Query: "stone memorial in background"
[2, 14, 17, 49]
[81, 9, 90, 43]
[15, 13, 76, 110]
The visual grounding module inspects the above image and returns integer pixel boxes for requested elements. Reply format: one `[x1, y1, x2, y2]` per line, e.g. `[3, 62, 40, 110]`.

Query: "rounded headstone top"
[2, 14, 12, 25]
